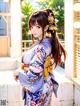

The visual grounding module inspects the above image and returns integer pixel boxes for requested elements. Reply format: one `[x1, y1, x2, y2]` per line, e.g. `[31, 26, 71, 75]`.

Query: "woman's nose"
[33, 27, 36, 30]
[31, 27, 36, 33]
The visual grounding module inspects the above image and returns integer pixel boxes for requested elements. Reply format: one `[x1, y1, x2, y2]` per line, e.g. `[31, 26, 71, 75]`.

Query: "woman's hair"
[28, 10, 49, 41]
[28, 9, 66, 67]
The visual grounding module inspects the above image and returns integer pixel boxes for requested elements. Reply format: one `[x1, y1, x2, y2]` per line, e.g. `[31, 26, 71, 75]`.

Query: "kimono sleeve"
[29, 45, 47, 73]
[18, 45, 47, 93]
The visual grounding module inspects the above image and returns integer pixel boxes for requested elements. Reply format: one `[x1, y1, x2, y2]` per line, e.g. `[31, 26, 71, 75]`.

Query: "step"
[0, 57, 20, 71]
[51, 66, 73, 106]
[0, 71, 24, 106]
[0, 67, 73, 106]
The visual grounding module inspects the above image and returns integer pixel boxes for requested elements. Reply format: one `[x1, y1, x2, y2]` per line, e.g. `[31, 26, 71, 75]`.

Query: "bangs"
[28, 11, 48, 29]
[29, 16, 38, 29]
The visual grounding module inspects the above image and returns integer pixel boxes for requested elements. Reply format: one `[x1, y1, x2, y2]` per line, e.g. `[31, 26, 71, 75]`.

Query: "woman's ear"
[44, 25, 49, 32]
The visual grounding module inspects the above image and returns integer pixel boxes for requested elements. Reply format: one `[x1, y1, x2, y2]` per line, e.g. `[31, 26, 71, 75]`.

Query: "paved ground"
[0, 66, 65, 106]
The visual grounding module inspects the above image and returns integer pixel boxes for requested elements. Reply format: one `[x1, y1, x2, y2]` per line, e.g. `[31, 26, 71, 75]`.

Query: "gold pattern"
[48, 15, 57, 32]
[27, 76, 39, 83]
[48, 16, 54, 24]
[44, 56, 53, 80]
[21, 64, 29, 71]
[46, 32, 51, 38]
[49, 25, 57, 32]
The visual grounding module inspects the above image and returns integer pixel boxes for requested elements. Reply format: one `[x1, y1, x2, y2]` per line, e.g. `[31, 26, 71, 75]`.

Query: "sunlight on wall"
[4, 0, 9, 2]
[11, 1, 21, 39]
[74, 3, 80, 29]
[73, 3, 80, 12]
[11, 0, 21, 57]
[65, 0, 74, 78]
[74, 22, 80, 29]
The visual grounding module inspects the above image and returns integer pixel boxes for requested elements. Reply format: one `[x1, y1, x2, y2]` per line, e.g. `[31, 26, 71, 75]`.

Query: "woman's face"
[30, 23, 43, 40]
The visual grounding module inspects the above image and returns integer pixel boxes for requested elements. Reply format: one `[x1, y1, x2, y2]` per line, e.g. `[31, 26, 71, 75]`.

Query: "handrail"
[22, 39, 65, 52]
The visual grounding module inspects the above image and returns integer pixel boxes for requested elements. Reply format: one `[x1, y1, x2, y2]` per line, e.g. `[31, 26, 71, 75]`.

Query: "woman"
[14, 9, 66, 106]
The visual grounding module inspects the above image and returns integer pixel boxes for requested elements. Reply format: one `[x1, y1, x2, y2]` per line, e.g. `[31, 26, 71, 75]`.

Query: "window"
[74, 1, 80, 79]
[0, 0, 10, 12]
[74, 29, 80, 79]
[74, 0, 80, 3]
[0, 1, 11, 36]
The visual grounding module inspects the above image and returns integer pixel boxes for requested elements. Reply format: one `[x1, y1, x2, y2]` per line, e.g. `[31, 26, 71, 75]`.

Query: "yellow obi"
[44, 55, 53, 80]
[21, 56, 54, 80]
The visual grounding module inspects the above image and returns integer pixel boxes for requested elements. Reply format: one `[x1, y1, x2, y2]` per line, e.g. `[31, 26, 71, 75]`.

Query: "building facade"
[0, 0, 22, 58]
[65, 0, 80, 105]
[0, 0, 80, 105]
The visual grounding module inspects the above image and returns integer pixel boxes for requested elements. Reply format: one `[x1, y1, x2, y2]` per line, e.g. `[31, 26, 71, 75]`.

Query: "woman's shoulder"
[39, 38, 52, 56]
[41, 38, 51, 47]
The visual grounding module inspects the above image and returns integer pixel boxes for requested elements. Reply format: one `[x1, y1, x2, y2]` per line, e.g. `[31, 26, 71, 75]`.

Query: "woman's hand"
[22, 86, 31, 91]
[14, 70, 19, 81]
[21, 63, 29, 71]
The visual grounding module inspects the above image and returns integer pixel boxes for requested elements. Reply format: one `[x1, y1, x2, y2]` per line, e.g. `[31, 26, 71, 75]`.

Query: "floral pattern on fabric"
[18, 38, 59, 106]
[29, 46, 46, 73]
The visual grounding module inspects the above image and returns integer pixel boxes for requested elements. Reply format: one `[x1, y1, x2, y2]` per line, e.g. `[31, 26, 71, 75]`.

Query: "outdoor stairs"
[51, 66, 73, 106]
[0, 58, 24, 106]
[0, 58, 73, 106]
[0, 57, 20, 70]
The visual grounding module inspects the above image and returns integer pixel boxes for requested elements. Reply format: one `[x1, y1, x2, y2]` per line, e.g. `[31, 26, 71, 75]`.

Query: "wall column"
[10, 0, 22, 58]
[64, 0, 74, 79]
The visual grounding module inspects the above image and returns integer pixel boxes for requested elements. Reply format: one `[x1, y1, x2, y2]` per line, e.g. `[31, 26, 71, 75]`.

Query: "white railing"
[22, 39, 65, 52]
[22, 40, 32, 51]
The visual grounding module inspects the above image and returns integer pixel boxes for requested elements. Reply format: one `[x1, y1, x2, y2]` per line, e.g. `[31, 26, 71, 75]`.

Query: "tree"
[36, 0, 64, 39]
[36, 0, 49, 9]
[21, 1, 35, 40]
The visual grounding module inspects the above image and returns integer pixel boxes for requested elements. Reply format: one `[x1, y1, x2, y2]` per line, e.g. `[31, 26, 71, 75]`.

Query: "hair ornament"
[46, 32, 51, 38]
[49, 25, 57, 32]
[48, 15, 55, 24]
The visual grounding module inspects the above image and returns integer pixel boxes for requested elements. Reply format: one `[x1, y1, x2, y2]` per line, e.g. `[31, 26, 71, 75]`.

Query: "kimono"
[18, 38, 59, 106]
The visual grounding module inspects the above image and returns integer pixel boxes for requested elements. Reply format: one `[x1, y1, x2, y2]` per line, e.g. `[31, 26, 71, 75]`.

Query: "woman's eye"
[31, 26, 33, 29]
[37, 26, 40, 28]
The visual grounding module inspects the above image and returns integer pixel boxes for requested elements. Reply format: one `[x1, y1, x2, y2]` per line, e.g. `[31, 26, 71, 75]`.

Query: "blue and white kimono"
[18, 38, 59, 106]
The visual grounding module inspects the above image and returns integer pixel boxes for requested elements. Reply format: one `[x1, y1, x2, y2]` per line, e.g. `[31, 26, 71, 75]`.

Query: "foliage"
[36, 0, 64, 39]
[21, 1, 35, 40]
[21, 0, 64, 40]
[36, 0, 49, 9]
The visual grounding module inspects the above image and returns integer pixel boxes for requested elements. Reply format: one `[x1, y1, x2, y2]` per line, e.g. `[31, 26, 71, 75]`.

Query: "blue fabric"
[18, 38, 59, 106]
[50, 73, 59, 97]
[19, 70, 44, 93]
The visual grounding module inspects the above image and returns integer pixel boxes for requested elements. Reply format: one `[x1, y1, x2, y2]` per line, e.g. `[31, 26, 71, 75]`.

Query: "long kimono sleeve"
[29, 46, 47, 73]
[18, 45, 47, 93]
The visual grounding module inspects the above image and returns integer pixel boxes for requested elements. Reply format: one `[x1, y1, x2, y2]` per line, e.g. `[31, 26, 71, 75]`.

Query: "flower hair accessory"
[48, 15, 57, 32]
[49, 25, 57, 32]
[48, 15, 55, 24]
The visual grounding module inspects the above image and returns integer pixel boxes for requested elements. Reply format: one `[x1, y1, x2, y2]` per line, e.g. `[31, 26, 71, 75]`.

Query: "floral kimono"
[18, 38, 59, 106]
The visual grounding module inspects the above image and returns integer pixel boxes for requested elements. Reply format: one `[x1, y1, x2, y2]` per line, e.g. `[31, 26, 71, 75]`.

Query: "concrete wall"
[10, 0, 22, 58]
[0, 70, 24, 106]
[0, 68, 73, 106]
[50, 68, 73, 106]
[74, 86, 80, 106]
[64, 0, 80, 106]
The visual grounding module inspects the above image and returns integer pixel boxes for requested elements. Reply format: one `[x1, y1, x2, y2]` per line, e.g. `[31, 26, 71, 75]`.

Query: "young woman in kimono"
[14, 9, 66, 106]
